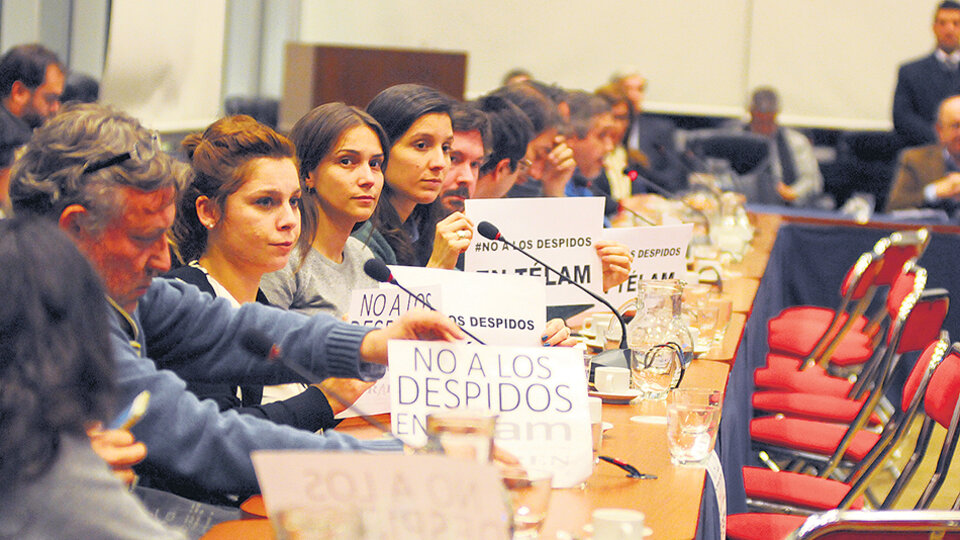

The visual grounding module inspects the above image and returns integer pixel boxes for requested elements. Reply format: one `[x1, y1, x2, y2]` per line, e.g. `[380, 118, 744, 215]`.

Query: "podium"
[279, 43, 467, 132]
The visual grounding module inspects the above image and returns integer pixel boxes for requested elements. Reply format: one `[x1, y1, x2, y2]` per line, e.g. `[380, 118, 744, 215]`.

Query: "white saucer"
[582, 523, 653, 538]
[588, 389, 642, 404]
[602, 422, 613, 432]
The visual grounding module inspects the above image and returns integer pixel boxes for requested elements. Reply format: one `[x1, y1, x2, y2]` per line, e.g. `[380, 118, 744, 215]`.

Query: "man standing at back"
[893, 1, 960, 147]
[0, 43, 64, 212]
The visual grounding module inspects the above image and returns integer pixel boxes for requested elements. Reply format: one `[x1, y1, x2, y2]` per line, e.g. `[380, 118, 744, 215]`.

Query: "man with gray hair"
[744, 86, 823, 206]
[10, 102, 464, 502]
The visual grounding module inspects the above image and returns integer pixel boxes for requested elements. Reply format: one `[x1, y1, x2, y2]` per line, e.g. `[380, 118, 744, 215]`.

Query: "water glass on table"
[425, 409, 498, 463]
[665, 388, 722, 465]
[501, 468, 553, 539]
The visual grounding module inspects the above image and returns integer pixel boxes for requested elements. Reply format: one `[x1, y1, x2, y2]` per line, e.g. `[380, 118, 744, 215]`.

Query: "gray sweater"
[261, 237, 379, 317]
[0, 435, 186, 540]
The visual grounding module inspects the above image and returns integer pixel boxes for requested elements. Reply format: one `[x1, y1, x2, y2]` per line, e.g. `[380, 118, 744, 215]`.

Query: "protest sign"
[389, 340, 592, 487]
[464, 197, 604, 307]
[252, 451, 509, 540]
[601, 224, 694, 312]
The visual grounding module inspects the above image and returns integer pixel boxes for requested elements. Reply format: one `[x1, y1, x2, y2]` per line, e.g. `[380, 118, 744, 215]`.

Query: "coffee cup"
[594, 366, 630, 394]
[592, 508, 646, 540]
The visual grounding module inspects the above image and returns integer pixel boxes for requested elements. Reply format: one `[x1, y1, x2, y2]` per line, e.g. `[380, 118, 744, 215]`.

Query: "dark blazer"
[893, 53, 960, 147]
[626, 114, 687, 193]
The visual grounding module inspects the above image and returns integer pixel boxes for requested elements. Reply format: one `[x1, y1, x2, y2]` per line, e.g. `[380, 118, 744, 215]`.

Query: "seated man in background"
[0, 43, 64, 213]
[490, 82, 576, 198]
[886, 94, 960, 216]
[474, 95, 536, 200]
[611, 68, 686, 193]
[563, 91, 619, 219]
[742, 87, 823, 206]
[9, 103, 463, 504]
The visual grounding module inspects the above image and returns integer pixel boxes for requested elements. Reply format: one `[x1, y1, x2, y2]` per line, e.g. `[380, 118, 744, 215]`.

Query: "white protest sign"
[347, 284, 442, 327]
[389, 266, 545, 347]
[340, 285, 442, 419]
[464, 197, 605, 307]
[600, 224, 694, 312]
[252, 451, 509, 540]
[389, 340, 592, 488]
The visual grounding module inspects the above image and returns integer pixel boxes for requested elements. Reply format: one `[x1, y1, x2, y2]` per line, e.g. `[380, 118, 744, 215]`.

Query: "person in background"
[893, 1, 960, 147]
[10, 102, 463, 503]
[563, 91, 619, 219]
[886, 94, 960, 217]
[0, 217, 185, 539]
[61, 72, 100, 104]
[261, 103, 386, 315]
[501, 68, 533, 86]
[0, 43, 64, 213]
[490, 82, 576, 198]
[594, 84, 649, 201]
[474, 95, 536, 200]
[353, 83, 467, 267]
[744, 87, 823, 206]
[168, 115, 368, 443]
[611, 68, 686, 193]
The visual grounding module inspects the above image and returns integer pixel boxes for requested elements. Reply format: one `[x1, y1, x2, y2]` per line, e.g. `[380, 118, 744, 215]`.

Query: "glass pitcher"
[626, 279, 693, 399]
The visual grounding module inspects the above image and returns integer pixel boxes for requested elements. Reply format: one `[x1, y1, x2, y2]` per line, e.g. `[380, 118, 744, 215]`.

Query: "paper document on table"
[252, 451, 509, 540]
[388, 340, 593, 488]
[464, 197, 605, 307]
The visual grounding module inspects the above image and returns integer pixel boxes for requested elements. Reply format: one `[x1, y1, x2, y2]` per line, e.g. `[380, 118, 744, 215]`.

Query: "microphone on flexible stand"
[475, 221, 631, 370]
[362, 259, 486, 345]
[572, 174, 657, 226]
[624, 165, 711, 234]
[239, 329, 444, 454]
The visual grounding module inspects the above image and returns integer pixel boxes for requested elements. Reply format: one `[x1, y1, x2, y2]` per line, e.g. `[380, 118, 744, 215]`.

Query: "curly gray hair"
[10, 102, 187, 232]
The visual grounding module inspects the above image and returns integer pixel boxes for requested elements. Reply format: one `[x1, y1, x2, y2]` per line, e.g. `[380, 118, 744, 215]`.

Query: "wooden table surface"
[202, 213, 775, 540]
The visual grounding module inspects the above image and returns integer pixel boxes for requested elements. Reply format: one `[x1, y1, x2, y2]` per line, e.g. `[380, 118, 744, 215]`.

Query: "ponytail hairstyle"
[172, 115, 297, 262]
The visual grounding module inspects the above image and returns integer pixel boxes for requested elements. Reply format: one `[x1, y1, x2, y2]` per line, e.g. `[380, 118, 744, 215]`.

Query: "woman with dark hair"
[353, 83, 474, 267]
[167, 115, 366, 438]
[0, 218, 184, 539]
[261, 102, 387, 316]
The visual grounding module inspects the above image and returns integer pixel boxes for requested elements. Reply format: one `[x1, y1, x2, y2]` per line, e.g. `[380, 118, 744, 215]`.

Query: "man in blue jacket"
[9, 102, 463, 501]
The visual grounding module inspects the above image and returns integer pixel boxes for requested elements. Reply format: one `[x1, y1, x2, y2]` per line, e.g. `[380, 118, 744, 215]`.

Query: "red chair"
[753, 281, 948, 424]
[751, 287, 950, 478]
[754, 262, 931, 397]
[728, 339, 960, 540]
[765, 229, 929, 366]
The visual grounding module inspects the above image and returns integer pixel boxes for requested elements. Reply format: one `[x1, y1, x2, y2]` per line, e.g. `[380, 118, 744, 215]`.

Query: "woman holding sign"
[167, 115, 369, 444]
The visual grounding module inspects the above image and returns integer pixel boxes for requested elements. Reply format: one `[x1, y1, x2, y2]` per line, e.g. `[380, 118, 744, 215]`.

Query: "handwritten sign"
[347, 285, 441, 328]
[389, 340, 592, 488]
[601, 224, 694, 312]
[252, 451, 509, 540]
[464, 197, 604, 306]
[389, 266, 545, 347]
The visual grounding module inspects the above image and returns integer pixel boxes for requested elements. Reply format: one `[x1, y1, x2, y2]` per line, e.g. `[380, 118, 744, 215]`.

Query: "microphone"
[362, 259, 487, 345]
[476, 221, 628, 351]
[623, 165, 711, 233]
[239, 329, 444, 454]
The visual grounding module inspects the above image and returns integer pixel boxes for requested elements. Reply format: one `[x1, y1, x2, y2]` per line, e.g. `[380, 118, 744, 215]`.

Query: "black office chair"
[684, 130, 774, 203]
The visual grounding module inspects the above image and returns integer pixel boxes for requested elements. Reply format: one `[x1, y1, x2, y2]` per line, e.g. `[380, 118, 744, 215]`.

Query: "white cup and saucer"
[583, 508, 652, 539]
[589, 366, 641, 404]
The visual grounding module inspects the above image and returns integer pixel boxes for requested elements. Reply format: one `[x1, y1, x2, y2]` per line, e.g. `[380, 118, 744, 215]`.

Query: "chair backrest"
[788, 509, 960, 539]
[873, 228, 930, 288]
[837, 251, 883, 301]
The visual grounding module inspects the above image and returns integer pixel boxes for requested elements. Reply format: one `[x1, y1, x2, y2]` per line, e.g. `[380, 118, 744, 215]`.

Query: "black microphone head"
[477, 221, 500, 240]
[240, 329, 274, 358]
[363, 258, 394, 283]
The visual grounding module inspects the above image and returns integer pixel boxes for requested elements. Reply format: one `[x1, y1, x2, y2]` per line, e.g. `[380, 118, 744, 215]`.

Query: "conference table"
[201, 213, 782, 540]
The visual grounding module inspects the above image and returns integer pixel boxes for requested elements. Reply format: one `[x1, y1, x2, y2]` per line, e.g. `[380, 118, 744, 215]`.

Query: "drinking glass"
[425, 410, 498, 463]
[665, 388, 722, 465]
[632, 343, 685, 400]
[501, 468, 553, 539]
